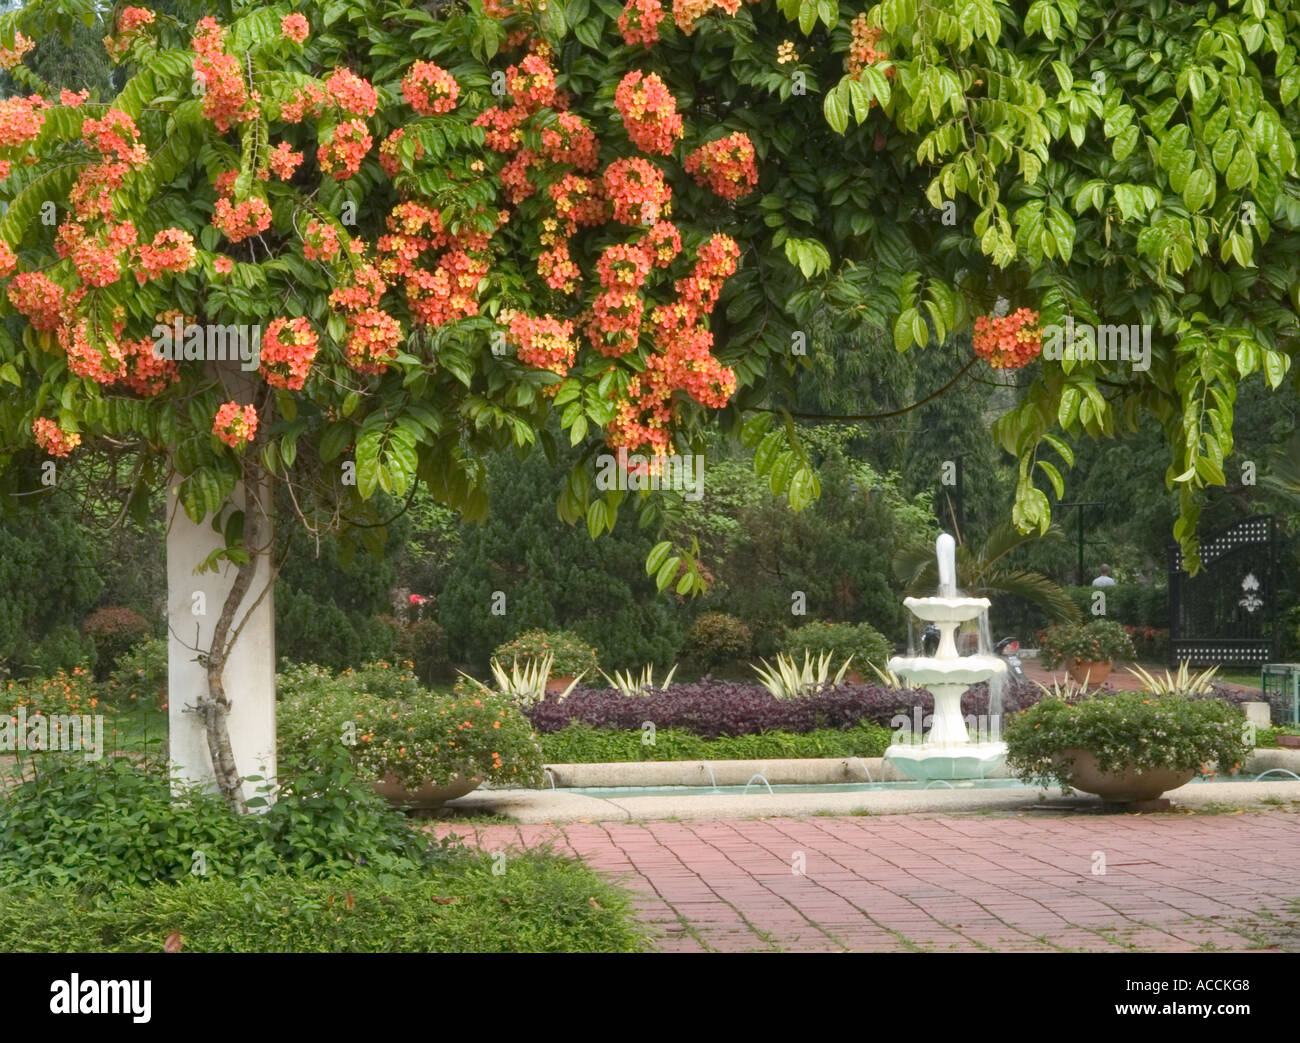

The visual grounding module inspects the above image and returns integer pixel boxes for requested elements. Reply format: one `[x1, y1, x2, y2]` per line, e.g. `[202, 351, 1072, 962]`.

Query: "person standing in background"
[1091, 564, 1117, 587]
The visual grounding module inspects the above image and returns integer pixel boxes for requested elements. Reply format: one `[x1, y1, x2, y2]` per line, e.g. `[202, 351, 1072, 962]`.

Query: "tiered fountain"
[883, 533, 1008, 781]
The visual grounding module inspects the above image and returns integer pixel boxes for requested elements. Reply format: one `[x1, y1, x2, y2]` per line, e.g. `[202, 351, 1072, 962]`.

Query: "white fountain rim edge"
[903, 596, 992, 608]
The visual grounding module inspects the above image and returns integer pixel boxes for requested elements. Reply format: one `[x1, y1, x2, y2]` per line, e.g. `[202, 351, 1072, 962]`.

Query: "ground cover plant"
[540, 721, 891, 761]
[0, 848, 644, 953]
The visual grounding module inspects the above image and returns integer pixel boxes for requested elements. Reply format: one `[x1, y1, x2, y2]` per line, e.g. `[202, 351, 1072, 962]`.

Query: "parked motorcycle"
[994, 636, 1026, 684]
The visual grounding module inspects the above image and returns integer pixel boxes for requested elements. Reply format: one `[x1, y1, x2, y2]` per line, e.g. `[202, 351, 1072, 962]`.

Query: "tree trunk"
[166, 475, 277, 810]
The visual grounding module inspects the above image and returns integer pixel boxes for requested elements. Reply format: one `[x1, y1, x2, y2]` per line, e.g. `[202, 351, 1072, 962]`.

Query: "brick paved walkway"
[434, 811, 1300, 952]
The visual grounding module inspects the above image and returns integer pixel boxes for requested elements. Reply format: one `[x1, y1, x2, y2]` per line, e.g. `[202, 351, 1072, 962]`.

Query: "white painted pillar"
[166, 478, 277, 807]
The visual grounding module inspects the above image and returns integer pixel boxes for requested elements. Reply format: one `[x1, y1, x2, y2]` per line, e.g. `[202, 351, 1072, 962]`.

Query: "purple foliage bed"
[524, 680, 1046, 739]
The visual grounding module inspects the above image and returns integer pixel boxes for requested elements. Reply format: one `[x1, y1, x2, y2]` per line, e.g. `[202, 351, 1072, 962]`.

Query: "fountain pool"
[562, 774, 1279, 800]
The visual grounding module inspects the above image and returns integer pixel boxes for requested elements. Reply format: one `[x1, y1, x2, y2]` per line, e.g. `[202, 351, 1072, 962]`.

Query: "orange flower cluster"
[317, 119, 372, 180]
[302, 218, 341, 262]
[0, 32, 34, 70]
[973, 308, 1042, 369]
[120, 334, 178, 396]
[7, 272, 64, 330]
[213, 401, 258, 448]
[402, 61, 460, 115]
[847, 14, 891, 78]
[268, 141, 303, 180]
[475, 106, 527, 153]
[501, 310, 577, 378]
[260, 317, 320, 390]
[605, 233, 740, 455]
[60, 317, 125, 384]
[192, 17, 258, 132]
[643, 220, 681, 267]
[281, 13, 309, 43]
[619, 0, 665, 47]
[614, 71, 682, 155]
[213, 196, 273, 242]
[60, 89, 89, 108]
[603, 157, 671, 225]
[0, 95, 47, 148]
[672, 0, 743, 35]
[104, 7, 155, 62]
[326, 67, 379, 117]
[378, 127, 424, 177]
[345, 308, 404, 374]
[120, 6, 155, 32]
[280, 83, 327, 123]
[585, 242, 653, 357]
[506, 54, 557, 114]
[684, 131, 758, 199]
[135, 228, 197, 283]
[0, 241, 13, 278]
[32, 417, 80, 457]
[82, 110, 148, 167]
[71, 221, 137, 287]
[541, 112, 599, 171]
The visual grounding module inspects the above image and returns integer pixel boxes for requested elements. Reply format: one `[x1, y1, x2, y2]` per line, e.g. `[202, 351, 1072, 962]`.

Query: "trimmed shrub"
[382, 615, 449, 683]
[684, 612, 752, 672]
[80, 606, 152, 679]
[781, 621, 894, 673]
[492, 629, 600, 680]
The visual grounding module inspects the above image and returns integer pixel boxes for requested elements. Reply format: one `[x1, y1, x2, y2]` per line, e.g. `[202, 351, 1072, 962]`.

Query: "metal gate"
[1168, 515, 1278, 666]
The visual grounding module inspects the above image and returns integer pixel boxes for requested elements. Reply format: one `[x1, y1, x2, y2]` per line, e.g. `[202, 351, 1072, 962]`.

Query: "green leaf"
[646, 540, 672, 576]
[823, 81, 849, 134]
[1036, 459, 1065, 498]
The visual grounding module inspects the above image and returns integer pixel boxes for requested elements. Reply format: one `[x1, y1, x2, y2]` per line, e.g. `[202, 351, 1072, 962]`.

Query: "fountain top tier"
[903, 595, 991, 626]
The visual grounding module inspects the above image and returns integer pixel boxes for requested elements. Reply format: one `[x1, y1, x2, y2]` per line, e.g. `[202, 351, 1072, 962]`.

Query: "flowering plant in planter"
[1004, 691, 1251, 792]
[492, 630, 599, 681]
[278, 669, 543, 789]
[1037, 619, 1136, 669]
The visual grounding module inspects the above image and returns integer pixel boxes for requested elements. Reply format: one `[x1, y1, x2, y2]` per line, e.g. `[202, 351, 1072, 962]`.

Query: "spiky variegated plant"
[752, 650, 852, 699]
[599, 662, 677, 696]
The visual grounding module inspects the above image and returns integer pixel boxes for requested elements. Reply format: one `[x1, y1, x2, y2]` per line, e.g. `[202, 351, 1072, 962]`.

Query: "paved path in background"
[434, 811, 1300, 952]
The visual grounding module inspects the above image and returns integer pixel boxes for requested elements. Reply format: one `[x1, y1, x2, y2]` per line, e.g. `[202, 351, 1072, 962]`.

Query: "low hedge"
[0, 851, 646, 953]
[525, 679, 1044, 738]
[540, 721, 892, 762]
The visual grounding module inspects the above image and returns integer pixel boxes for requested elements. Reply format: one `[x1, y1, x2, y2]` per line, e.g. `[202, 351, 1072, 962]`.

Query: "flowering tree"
[0, 0, 1295, 805]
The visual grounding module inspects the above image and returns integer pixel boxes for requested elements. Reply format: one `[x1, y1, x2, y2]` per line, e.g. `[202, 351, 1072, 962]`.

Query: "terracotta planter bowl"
[1058, 748, 1195, 802]
[545, 674, 576, 694]
[372, 773, 480, 810]
[1067, 659, 1112, 685]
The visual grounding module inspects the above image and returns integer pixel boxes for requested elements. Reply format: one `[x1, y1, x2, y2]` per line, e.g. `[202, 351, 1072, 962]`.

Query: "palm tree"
[1261, 433, 1300, 506]
[892, 521, 1082, 623]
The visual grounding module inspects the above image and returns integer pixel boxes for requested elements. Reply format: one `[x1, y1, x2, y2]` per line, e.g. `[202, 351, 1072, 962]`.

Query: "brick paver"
[433, 811, 1300, 952]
